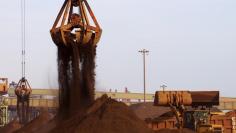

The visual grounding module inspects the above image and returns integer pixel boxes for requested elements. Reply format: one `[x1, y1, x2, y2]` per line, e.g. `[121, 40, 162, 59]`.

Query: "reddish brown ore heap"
[14, 109, 53, 133]
[129, 102, 171, 120]
[51, 95, 154, 133]
[14, 95, 154, 133]
[0, 119, 21, 133]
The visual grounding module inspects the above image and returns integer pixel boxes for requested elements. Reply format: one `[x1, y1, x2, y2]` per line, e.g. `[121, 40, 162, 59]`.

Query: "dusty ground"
[129, 102, 171, 120]
[155, 128, 195, 133]
[0, 119, 21, 133]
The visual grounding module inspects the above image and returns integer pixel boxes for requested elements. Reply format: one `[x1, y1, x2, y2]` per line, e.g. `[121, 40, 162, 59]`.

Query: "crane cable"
[21, 0, 26, 78]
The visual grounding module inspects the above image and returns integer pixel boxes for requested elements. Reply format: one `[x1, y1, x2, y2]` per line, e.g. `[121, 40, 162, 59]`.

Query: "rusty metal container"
[146, 118, 178, 131]
[210, 111, 236, 133]
[190, 91, 219, 107]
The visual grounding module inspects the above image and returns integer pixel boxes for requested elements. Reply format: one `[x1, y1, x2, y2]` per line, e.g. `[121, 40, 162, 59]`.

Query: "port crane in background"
[15, 77, 32, 124]
[14, 0, 32, 125]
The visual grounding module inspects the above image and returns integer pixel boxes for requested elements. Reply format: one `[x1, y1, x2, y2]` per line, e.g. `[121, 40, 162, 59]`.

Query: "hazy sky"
[0, 0, 235, 97]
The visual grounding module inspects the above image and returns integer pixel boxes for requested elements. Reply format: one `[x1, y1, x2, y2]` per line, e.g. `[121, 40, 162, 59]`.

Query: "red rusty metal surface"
[210, 111, 236, 133]
[146, 118, 178, 131]
[190, 91, 220, 107]
[146, 110, 236, 133]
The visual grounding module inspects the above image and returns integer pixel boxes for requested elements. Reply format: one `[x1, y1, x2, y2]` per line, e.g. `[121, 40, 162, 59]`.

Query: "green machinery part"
[0, 97, 8, 127]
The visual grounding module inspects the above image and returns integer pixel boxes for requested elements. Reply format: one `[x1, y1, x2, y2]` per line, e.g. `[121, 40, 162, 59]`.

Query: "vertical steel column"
[139, 49, 149, 103]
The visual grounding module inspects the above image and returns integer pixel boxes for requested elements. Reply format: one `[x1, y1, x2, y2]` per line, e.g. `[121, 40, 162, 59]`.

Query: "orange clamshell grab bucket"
[50, 0, 102, 47]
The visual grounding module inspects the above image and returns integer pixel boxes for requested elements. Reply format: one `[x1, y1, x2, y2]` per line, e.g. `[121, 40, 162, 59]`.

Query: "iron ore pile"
[11, 95, 153, 133]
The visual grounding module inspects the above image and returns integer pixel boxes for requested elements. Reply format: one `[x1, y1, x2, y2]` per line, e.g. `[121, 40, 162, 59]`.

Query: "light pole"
[139, 49, 149, 103]
[160, 85, 167, 92]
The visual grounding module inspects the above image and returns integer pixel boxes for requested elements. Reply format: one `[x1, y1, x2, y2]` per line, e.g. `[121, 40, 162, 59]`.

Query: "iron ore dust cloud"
[57, 40, 96, 118]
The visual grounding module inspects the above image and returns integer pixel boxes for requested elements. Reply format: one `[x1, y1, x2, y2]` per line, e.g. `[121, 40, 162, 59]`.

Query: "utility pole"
[160, 85, 167, 92]
[139, 49, 149, 103]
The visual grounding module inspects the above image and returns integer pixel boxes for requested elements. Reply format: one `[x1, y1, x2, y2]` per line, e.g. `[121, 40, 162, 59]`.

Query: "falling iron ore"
[57, 40, 96, 118]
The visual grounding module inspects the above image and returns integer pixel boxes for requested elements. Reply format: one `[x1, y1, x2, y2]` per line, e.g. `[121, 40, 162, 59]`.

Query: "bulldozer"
[184, 110, 223, 133]
[154, 91, 223, 133]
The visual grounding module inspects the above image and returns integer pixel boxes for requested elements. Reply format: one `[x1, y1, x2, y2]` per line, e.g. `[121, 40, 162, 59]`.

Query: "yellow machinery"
[154, 91, 192, 128]
[0, 96, 8, 127]
[50, 0, 102, 47]
[0, 78, 8, 94]
[184, 110, 223, 133]
[0, 78, 8, 127]
[154, 91, 223, 133]
[197, 125, 223, 133]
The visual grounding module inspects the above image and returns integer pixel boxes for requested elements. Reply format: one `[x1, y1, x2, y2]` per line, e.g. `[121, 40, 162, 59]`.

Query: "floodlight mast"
[139, 49, 149, 103]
